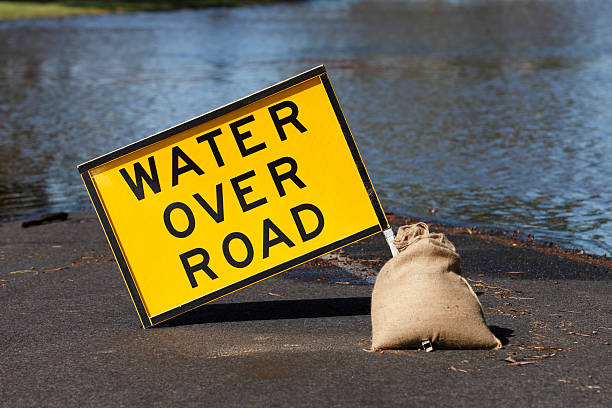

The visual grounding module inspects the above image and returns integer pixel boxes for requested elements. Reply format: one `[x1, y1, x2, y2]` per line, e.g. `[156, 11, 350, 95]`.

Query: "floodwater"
[0, 0, 610, 254]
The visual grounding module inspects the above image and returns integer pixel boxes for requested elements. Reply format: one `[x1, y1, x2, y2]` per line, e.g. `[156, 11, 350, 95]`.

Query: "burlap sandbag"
[371, 222, 501, 350]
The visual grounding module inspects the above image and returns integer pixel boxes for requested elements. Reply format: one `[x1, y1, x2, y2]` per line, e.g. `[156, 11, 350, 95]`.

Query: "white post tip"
[383, 228, 399, 257]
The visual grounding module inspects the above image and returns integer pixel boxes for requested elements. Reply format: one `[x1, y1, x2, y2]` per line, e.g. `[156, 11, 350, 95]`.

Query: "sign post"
[78, 66, 390, 328]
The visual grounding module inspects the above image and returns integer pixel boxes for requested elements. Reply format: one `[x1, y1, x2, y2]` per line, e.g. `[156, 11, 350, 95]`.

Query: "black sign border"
[78, 65, 388, 328]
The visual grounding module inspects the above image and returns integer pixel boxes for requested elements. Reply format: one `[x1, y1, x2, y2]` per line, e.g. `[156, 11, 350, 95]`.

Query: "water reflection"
[0, 0, 610, 254]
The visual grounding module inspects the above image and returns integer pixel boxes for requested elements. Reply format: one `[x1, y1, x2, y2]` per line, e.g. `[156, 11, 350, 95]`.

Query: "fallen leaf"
[42, 267, 68, 273]
[450, 365, 468, 373]
[568, 332, 596, 338]
[9, 269, 35, 275]
[504, 357, 537, 366]
[526, 353, 556, 359]
[267, 292, 281, 297]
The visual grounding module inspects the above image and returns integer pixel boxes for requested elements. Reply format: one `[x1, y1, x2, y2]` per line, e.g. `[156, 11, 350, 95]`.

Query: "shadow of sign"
[160, 296, 371, 327]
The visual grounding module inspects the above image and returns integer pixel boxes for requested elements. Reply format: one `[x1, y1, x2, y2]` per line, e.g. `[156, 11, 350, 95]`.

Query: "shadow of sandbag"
[488, 325, 514, 345]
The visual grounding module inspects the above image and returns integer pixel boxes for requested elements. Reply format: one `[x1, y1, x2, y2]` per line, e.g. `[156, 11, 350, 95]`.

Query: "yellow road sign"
[78, 66, 388, 328]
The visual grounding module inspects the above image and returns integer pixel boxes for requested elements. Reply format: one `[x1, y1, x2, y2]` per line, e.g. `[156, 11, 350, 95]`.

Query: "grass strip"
[0, 0, 287, 19]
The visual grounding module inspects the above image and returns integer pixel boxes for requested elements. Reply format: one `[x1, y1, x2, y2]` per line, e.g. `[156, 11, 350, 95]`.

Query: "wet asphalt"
[0, 213, 610, 407]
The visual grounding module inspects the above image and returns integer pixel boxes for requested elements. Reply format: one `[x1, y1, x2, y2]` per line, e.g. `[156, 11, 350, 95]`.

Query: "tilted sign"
[78, 66, 389, 328]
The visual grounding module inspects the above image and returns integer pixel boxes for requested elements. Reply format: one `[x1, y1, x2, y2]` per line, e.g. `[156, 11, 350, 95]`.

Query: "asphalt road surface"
[0, 213, 609, 407]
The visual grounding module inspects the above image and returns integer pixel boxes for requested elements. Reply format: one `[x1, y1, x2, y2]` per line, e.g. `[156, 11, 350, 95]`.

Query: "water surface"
[0, 0, 610, 254]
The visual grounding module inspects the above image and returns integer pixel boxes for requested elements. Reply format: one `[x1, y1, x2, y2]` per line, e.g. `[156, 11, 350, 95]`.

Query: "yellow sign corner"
[78, 66, 388, 328]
